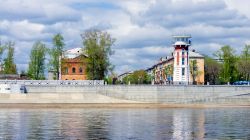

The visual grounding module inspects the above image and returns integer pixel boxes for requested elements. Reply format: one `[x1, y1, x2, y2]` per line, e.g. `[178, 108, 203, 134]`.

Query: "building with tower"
[172, 35, 192, 85]
[147, 35, 204, 85]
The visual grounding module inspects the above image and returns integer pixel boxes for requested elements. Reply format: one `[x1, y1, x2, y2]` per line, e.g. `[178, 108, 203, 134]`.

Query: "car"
[233, 81, 250, 85]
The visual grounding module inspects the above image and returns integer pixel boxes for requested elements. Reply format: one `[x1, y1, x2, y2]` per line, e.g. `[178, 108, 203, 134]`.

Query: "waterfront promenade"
[0, 80, 250, 107]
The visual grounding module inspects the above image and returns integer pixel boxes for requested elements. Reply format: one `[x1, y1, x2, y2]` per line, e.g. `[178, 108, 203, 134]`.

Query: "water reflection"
[172, 109, 205, 140]
[0, 108, 249, 139]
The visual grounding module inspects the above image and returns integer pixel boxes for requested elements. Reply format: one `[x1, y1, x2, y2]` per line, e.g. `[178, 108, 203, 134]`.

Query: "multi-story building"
[149, 35, 204, 85]
[172, 35, 191, 84]
[153, 57, 174, 84]
[60, 48, 88, 80]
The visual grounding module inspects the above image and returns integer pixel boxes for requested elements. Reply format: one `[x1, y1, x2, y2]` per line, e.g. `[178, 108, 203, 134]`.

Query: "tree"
[28, 41, 47, 80]
[3, 41, 17, 74]
[0, 41, 6, 73]
[214, 45, 237, 83]
[204, 56, 221, 84]
[49, 33, 65, 80]
[164, 64, 173, 82]
[0, 41, 5, 62]
[236, 45, 250, 81]
[123, 70, 151, 84]
[122, 74, 132, 84]
[81, 30, 115, 80]
[190, 60, 202, 85]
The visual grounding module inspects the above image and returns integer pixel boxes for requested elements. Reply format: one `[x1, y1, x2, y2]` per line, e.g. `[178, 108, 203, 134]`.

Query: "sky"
[0, 0, 250, 75]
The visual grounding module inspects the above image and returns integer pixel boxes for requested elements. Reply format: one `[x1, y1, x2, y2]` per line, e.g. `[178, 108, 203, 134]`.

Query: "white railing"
[0, 80, 104, 86]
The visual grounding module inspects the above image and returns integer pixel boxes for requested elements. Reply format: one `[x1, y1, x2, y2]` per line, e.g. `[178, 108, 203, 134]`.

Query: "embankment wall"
[21, 85, 250, 105]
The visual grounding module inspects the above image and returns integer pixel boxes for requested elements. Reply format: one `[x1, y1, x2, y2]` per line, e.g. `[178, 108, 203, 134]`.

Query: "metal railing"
[0, 80, 104, 86]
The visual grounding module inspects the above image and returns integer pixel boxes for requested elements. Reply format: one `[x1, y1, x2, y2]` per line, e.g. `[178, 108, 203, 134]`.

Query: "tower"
[172, 35, 191, 85]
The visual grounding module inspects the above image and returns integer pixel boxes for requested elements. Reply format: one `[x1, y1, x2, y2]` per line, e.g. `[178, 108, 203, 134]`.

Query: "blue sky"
[0, 0, 250, 75]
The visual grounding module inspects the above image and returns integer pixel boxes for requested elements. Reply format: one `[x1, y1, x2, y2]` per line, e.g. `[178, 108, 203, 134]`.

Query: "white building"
[172, 35, 192, 85]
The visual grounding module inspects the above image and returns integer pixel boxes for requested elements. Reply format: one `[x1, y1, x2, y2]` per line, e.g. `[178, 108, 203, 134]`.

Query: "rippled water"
[0, 108, 249, 140]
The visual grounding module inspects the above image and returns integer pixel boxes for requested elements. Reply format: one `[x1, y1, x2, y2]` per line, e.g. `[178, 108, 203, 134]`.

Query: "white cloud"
[0, 0, 250, 75]
[225, 0, 250, 18]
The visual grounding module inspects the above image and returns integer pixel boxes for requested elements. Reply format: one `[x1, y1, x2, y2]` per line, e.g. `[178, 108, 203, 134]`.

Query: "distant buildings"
[60, 48, 88, 80]
[0, 74, 28, 80]
[118, 71, 133, 82]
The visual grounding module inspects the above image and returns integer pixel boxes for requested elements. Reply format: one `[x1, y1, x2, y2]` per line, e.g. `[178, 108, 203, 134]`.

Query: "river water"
[0, 108, 249, 140]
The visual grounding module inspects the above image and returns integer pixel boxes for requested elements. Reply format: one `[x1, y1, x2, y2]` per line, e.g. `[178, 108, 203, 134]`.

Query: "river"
[0, 108, 249, 139]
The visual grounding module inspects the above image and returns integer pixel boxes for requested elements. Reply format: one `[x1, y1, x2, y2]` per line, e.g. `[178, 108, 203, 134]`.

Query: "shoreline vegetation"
[0, 103, 249, 109]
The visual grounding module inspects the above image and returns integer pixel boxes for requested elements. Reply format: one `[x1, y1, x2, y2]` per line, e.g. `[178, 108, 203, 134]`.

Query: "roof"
[157, 56, 174, 65]
[152, 50, 203, 68]
[173, 35, 191, 38]
[63, 47, 87, 59]
[118, 71, 133, 77]
[174, 41, 188, 46]
[189, 51, 204, 58]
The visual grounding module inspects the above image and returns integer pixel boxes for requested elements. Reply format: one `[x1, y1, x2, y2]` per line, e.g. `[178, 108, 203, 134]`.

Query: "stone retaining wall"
[22, 85, 250, 105]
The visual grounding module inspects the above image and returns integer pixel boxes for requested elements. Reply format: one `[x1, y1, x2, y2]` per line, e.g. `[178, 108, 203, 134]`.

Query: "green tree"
[122, 74, 132, 84]
[204, 56, 221, 84]
[81, 30, 115, 80]
[3, 41, 17, 74]
[123, 70, 150, 84]
[0, 41, 5, 62]
[214, 45, 237, 83]
[236, 45, 250, 81]
[28, 41, 47, 80]
[189, 60, 202, 85]
[164, 64, 173, 82]
[0, 41, 6, 73]
[49, 33, 65, 80]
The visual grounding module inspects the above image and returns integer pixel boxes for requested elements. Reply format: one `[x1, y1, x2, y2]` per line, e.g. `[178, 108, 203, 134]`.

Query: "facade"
[60, 48, 88, 80]
[149, 35, 204, 85]
[189, 51, 205, 84]
[173, 35, 191, 85]
[154, 57, 174, 84]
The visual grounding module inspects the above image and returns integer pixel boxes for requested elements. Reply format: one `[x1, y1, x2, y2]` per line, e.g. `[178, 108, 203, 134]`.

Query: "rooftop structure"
[62, 48, 87, 59]
[172, 35, 192, 85]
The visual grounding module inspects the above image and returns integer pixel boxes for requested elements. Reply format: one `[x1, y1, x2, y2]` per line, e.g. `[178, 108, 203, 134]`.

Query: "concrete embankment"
[0, 85, 249, 107]
[0, 93, 140, 104]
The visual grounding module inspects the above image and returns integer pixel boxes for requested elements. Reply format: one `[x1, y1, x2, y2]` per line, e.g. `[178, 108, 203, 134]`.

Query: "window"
[72, 67, 76, 73]
[79, 67, 83, 73]
[182, 51, 185, 56]
[182, 68, 185, 76]
[182, 58, 185, 65]
[64, 67, 68, 74]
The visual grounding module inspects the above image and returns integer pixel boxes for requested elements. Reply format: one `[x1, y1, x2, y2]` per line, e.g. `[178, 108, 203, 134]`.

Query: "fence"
[0, 80, 104, 86]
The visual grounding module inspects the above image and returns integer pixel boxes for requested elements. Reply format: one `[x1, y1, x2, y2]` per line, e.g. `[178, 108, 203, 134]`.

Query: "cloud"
[111, 46, 173, 73]
[0, 0, 250, 75]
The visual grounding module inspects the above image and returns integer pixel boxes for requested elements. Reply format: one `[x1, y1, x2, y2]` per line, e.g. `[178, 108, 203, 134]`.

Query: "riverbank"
[0, 103, 249, 109]
[1, 84, 250, 106]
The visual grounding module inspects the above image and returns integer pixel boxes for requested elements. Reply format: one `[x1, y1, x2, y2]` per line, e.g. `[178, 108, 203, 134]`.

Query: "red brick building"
[60, 48, 88, 80]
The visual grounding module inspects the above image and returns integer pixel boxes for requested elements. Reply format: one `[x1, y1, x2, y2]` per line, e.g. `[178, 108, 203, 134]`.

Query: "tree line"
[0, 41, 17, 74]
[0, 30, 115, 80]
[205, 45, 250, 84]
